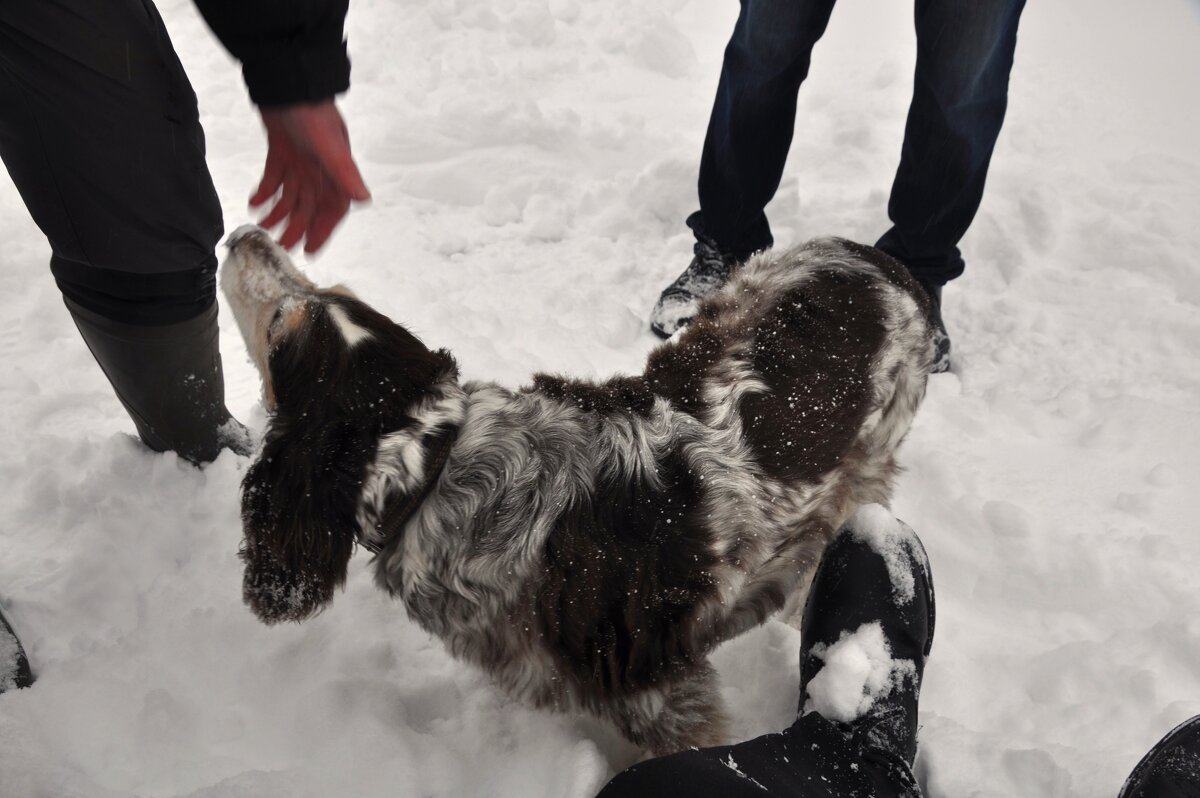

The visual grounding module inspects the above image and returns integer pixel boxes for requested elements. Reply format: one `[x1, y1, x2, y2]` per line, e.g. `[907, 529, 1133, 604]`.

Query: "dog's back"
[527, 236, 931, 651]
[651, 236, 930, 492]
[634, 237, 932, 640]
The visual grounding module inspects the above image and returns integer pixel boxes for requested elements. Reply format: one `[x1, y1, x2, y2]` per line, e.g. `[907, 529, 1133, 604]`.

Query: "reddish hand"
[251, 101, 371, 254]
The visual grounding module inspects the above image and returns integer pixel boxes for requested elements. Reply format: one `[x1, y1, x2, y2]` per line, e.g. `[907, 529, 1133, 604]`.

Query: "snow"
[802, 622, 915, 725]
[722, 752, 769, 791]
[1, 0, 1198, 796]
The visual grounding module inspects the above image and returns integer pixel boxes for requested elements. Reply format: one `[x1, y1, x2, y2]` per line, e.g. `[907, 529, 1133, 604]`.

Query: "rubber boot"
[65, 298, 249, 465]
[1, 604, 33, 693]
[798, 508, 935, 769]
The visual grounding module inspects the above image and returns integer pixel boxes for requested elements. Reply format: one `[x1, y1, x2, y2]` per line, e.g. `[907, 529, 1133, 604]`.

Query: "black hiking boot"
[1119, 715, 1200, 798]
[1, 605, 34, 694]
[798, 508, 935, 767]
[917, 281, 951, 374]
[650, 236, 741, 338]
[66, 298, 251, 465]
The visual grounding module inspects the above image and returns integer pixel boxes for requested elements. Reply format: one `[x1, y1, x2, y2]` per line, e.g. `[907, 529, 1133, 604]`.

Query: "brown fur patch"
[643, 324, 728, 413]
[841, 239, 931, 315]
[533, 449, 720, 695]
[528, 374, 657, 416]
[738, 269, 887, 483]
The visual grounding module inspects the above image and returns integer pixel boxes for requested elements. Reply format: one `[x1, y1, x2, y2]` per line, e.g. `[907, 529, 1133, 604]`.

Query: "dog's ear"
[239, 418, 376, 625]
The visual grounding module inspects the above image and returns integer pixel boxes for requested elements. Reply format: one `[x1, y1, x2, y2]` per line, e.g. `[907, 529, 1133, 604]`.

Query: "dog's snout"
[221, 225, 313, 293]
[225, 224, 269, 250]
[219, 222, 320, 405]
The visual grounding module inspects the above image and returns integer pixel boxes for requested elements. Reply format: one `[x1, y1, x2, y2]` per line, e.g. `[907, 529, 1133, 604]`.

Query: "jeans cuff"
[686, 211, 773, 261]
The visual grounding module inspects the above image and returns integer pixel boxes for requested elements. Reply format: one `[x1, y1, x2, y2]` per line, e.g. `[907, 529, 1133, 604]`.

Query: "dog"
[220, 225, 932, 756]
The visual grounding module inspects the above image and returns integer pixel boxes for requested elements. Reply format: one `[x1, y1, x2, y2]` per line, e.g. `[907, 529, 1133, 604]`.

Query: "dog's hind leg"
[606, 662, 729, 758]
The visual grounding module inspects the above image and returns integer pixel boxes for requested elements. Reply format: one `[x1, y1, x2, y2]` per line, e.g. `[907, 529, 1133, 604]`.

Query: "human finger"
[303, 192, 352, 254]
[278, 182, 318, 251]
[258, 170, 301, 230]
[250, 150, 287, 208]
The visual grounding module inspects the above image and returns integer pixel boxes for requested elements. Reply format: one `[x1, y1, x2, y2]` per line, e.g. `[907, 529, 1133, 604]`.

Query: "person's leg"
[596, 509, 933, 798]
[689, 0, 839, 259]
[650, 0, 837, 338]
[0, 0, 241, 463]
[599, 711, 912, 798]
[875, 0, 1028, 289]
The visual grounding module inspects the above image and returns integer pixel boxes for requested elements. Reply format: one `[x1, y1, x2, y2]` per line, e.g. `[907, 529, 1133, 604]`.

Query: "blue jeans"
[688, 0, 1027, 287]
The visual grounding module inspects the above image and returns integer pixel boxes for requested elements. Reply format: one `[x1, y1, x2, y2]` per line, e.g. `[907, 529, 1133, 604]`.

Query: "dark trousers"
[598, 713, 920, 798]
[0, 0, 223, 325]
[688, 0, 1027, 287]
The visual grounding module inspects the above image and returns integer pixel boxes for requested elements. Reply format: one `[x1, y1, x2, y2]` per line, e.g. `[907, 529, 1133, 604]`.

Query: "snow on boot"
[798, 506, 935, 768]
[650, 236, 740, 338]
[1119, 715, 1200, 798]
[1, 605, 33, 693]
[66, 298, 250, 465]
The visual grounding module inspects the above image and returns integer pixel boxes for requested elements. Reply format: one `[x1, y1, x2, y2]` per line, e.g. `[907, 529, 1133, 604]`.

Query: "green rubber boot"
[66, 298, 249, 465]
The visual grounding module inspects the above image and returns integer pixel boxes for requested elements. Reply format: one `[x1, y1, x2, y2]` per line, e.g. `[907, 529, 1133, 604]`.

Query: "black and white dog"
[220, 226, 931, 755]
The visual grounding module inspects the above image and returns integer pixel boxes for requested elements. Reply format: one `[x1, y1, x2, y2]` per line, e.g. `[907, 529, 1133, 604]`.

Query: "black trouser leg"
[597, 713, 920, 798]
[0, 1, 240, 461]
[0, 0, 224, 283]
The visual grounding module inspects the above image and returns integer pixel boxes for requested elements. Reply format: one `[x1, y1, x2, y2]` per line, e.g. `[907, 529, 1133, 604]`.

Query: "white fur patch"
[356, 378, 468, 548]
[328, 304, 373, 348]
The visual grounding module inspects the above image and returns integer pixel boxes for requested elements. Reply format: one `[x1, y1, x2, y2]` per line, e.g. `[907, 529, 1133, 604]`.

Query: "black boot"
[65, 298, 250, 465]
[798, 509, 935, 767]
[1, 604, 33, 693]
[915, 282, 951, 374]
[1119, 715, 1200, 798]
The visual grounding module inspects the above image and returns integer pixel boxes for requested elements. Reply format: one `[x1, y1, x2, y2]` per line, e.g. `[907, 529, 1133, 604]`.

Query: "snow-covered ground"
[2, 0, 1198, 795]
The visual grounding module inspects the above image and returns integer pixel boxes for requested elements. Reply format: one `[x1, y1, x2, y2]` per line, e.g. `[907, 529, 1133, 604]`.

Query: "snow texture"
[1, 0, 1199, 796]
[802, 623, 915, 725]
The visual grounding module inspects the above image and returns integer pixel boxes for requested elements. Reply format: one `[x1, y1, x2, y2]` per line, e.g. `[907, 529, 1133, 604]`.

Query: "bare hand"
[251, 101, 371, 254]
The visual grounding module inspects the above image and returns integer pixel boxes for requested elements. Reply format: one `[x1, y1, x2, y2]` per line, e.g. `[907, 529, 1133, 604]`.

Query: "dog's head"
[221, 226, 456, 625]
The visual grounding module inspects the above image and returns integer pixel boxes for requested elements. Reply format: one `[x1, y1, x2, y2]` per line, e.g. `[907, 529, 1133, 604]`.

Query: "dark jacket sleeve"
[192, 0, 351, 107]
